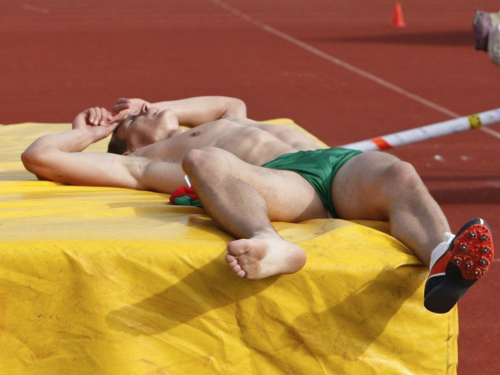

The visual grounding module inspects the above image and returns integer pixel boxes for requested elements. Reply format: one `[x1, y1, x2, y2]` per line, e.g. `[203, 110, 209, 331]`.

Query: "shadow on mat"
[314, 29, 472, 47]
[106, 252, 277, 336]
[107, 259, 426, 363]
[276, 266, 425, 364]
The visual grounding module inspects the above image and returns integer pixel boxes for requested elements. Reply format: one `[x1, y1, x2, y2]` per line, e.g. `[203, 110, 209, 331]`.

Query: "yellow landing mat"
[0, 122, 457, 374]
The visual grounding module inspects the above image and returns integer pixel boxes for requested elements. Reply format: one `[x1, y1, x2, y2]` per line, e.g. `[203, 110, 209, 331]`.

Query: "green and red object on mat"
[169, 186, 203, 208]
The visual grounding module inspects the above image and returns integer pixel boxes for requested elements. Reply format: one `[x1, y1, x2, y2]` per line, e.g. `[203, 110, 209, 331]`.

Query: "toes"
[225, 253, 243, 274]
[225, 252, 246, 278]
[226, 254, 236, 264]
[232, 263, 242, 273]
[236, 269, 246, 278]
[227, 239, 250, 256]
[225, 253, 237, 266]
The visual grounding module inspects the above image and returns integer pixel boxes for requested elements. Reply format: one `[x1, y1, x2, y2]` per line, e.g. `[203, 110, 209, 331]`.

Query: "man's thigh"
[332, 151, 401, 221]
[189, 147, 328, 223]
[229, 161, 329, 223]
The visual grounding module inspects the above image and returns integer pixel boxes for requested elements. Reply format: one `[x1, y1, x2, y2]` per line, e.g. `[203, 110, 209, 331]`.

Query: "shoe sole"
[424, 218, 494, 314]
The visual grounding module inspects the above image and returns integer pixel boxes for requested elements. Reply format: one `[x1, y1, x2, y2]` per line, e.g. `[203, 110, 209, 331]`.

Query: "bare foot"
[225, 237, 307, 280]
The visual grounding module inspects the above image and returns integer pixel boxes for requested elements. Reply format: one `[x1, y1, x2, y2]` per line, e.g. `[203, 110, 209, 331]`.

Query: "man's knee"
[182, 147, 212, 175]
[379, 160, 424, 197]
[182, 147, 225, 177]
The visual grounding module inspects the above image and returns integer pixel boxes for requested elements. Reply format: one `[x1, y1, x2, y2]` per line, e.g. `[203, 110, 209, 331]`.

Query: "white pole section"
[341, 108, 500, 151]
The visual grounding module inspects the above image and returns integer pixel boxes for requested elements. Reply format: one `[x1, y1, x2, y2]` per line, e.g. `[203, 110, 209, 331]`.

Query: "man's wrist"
[73, 126, 101, 144]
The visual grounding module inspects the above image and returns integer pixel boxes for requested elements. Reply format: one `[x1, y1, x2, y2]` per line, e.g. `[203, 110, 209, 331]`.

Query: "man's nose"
[140, 103, 149, 114]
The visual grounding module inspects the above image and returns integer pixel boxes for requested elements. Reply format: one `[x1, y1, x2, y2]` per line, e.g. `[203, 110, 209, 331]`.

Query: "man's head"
[108, 105, 180, 154]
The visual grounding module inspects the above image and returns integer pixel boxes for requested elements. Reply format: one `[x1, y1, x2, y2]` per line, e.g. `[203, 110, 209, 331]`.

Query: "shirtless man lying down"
[21, 96, 495, 314]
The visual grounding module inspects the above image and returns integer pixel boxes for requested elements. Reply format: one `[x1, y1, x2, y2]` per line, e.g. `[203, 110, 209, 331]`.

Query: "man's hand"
[72, 107, 120, 141]
[112, 98, 150, 119]
[73, 107, 116, 128]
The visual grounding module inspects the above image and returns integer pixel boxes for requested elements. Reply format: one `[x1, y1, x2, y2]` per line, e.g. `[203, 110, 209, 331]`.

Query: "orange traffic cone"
[392, 3, 406, 27]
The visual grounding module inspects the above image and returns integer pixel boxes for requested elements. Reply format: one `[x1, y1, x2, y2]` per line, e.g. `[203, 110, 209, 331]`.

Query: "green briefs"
[261, 148, 363, 218]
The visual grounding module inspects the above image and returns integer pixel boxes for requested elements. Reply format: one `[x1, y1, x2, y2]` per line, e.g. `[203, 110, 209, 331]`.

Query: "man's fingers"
[112, 103, 130, 115]
[88, 108, 97, 125]
[98, 108, 110, 125]
[115, 103, 129, 111]
[81, 107, 118, 128]
[87, 107, 109, 126]
[112, 99, 130, 114]
[93, 107, 103, 125]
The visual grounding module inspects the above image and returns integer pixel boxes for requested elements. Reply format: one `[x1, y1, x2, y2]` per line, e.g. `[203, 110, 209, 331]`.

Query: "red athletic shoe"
[424, 218, 495, 314]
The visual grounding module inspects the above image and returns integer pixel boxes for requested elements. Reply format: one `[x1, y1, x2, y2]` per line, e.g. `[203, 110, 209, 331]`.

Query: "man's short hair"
[107, 133, 127, 155]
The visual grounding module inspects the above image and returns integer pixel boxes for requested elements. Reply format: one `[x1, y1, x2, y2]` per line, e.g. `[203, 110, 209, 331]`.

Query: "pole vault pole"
[341, 108, 500, 151]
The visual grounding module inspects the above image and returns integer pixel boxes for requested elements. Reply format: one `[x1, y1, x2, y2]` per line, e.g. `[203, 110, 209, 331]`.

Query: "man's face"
[114, 106, 179, 152]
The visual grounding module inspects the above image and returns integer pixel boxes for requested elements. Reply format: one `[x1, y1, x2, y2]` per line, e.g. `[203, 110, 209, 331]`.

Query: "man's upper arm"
[22, 147, 144, 189]
[140, 160, 186, 194]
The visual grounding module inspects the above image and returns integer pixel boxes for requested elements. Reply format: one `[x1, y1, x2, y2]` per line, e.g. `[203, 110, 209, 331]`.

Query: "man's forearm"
[150, 96, 247, 126]
[21, 128, 99, 179]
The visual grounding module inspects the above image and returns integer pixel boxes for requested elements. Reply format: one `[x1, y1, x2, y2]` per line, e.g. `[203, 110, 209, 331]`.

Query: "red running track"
[1, 1, 499, 373]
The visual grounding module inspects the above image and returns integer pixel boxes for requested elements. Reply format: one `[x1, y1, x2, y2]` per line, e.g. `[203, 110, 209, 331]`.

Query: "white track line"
[210, 0, 500, 139]
[480, 126, 500, 139]
[22, 4, 50, 14]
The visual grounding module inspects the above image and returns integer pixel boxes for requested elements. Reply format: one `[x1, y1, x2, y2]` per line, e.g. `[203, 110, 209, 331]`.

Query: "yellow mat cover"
[0, 122, 457, 374]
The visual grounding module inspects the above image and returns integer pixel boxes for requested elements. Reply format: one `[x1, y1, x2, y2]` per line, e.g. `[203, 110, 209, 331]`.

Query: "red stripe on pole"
[371, 137, 393, 150]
